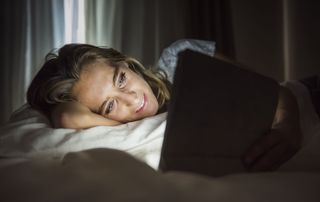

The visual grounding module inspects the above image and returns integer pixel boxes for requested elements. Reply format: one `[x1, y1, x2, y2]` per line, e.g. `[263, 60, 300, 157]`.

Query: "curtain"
[0, 0, 65, 125]
[284, 0, 320, 80]
[0, 0, 234, 124]
[0, 0, 28, 125]
[185, 0, 234, 57]
[85, 0, 234, 67]
[85, 0, 122, 48]
[230, 0, 320, 81]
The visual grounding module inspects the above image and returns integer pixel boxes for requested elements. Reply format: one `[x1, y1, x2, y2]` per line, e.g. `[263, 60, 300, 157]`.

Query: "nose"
[118, 90, 139, 106]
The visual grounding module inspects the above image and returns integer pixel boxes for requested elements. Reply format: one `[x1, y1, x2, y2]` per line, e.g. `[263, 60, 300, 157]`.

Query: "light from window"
[64, 0, 86, 43]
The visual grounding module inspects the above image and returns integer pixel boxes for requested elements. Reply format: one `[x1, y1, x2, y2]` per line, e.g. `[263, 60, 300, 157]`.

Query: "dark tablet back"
[159, 50, 279, 177]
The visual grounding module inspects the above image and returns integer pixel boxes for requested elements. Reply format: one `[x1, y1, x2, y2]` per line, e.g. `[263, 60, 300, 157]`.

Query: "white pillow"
[0, 104, 167, 170]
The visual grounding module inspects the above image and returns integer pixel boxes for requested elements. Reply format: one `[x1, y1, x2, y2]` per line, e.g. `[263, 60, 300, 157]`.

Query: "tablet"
[159, 50, 279, 177]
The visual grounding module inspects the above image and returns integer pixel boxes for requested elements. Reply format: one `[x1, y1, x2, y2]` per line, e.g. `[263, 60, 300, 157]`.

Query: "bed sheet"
[1, 148, 320, 202]
[0, 105, 166, 170]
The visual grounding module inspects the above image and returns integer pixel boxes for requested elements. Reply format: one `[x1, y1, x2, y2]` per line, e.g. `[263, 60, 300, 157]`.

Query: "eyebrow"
[98, 67, 120, 115]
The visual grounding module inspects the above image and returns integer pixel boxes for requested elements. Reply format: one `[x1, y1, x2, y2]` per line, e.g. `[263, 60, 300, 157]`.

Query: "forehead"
[72, 62, 116, 112]
[81, 62, 114, 80]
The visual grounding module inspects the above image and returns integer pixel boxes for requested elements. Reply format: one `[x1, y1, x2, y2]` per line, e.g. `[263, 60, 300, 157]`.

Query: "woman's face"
[71, 61, 159, 123]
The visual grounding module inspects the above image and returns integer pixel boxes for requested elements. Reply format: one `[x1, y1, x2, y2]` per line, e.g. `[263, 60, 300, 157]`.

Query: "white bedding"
[0, 105, 167, 169]
[1, 148, 320, 202]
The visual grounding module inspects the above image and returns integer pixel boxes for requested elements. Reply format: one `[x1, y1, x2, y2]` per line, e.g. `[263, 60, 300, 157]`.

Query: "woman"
[27, 43, 301, 171]
[27, 44, 171, 129]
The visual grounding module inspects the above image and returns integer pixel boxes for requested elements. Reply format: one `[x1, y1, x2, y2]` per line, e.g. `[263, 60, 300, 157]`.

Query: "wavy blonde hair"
[27, 44, 171, 116]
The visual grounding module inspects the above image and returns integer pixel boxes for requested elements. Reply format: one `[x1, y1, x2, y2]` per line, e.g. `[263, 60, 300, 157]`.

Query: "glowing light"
[64, 0, 86, 43]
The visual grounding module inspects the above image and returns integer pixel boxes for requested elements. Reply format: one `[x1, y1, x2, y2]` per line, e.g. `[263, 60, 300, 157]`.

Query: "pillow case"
[0, 104, 167, 169]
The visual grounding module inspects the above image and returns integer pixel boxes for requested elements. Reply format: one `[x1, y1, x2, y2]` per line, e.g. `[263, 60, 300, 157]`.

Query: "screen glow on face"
[72, 62, 159, 123]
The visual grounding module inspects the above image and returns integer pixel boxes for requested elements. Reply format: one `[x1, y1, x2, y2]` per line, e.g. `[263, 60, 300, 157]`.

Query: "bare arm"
[50, 102, 121, 129]
[214, 52, 302, 171]
[243, 86, 302, 171]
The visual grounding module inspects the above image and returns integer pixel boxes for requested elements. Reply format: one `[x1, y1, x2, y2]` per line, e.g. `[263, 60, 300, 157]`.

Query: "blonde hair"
[27, 44, 171, 116]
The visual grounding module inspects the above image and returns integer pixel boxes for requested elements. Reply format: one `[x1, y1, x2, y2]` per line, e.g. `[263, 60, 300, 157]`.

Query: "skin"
[214, 53, 302, 171]
[51, 55, 301, 171]
[51, 61, 159, 129]
[243, 86, 302, 171]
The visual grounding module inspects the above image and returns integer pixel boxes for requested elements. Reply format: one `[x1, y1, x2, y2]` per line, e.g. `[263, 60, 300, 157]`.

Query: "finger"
[250, 142, 287, 172]
[270, 143, 300, 170]
[250, 132, 302, 172]
[243, 130, 282, 167]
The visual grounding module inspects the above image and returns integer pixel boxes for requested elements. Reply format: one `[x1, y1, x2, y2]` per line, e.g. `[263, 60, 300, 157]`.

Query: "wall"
[230, 0, 320, 81]
[230, 0, 284, 81]
[287, 0, 320, 80]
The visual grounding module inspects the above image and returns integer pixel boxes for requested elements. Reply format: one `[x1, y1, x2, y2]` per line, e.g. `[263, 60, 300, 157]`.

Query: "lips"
[136, 94, 147, 113]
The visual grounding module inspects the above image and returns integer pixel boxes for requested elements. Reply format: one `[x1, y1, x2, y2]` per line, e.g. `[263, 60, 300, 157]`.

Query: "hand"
[243, 86, 302, 171]
[51, 101, 122, 129]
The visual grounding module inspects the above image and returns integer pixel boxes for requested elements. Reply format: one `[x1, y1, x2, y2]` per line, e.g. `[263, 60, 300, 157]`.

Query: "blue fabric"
[157, 39, 216, 82]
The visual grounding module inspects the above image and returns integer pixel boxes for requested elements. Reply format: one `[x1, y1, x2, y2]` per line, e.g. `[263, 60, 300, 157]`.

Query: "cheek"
[153, 99, 160, 113]
[147, 96, 159, 115]
[108, 108, 134, 122]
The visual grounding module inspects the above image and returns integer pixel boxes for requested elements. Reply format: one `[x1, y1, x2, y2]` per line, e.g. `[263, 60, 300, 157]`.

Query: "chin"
[143, 110, 156, 119]
[149, 102, 159, 115]
[142, 107, 158, 119]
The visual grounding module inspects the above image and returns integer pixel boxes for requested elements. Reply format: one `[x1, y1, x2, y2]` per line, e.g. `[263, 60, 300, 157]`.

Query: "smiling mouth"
[136, 94, 146, 113]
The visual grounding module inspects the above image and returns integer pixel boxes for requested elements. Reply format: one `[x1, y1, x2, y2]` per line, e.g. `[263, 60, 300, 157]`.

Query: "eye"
[118, 72, 127, 88]
[105, 100, 115, 114]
